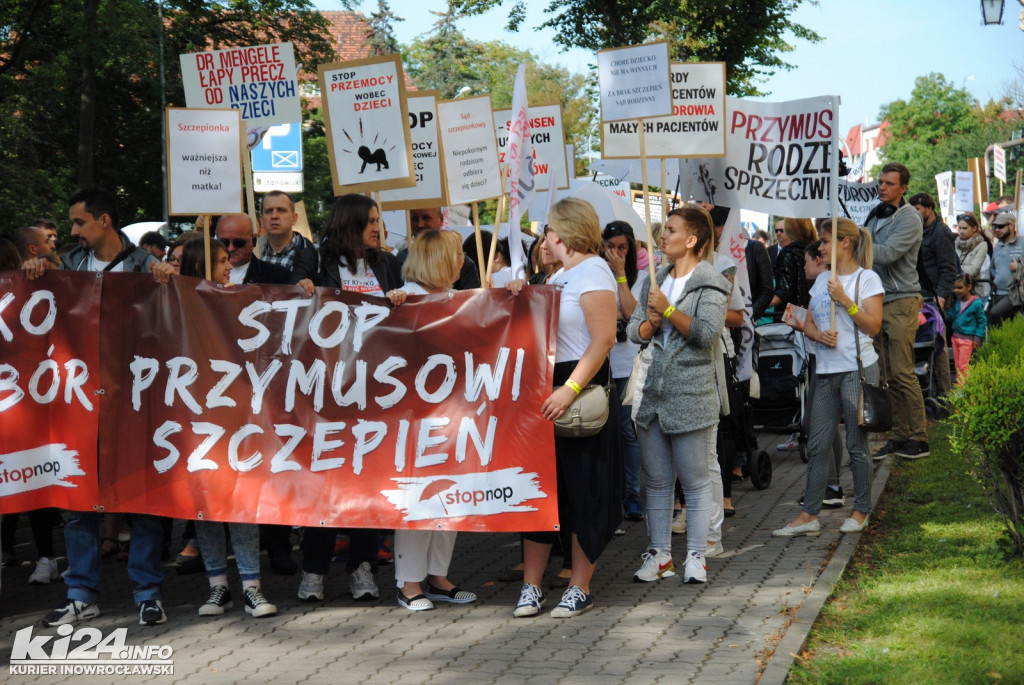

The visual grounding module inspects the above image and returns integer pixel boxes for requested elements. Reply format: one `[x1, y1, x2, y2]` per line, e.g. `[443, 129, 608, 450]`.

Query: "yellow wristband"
[565, 379, 582, 395]
[616, 276, 627, 284]
[663, 305, 677, 319]
[846, 303, 859, 316]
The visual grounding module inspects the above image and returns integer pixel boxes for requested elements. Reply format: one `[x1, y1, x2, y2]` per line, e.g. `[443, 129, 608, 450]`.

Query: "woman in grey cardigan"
[627, 206, 731, 585]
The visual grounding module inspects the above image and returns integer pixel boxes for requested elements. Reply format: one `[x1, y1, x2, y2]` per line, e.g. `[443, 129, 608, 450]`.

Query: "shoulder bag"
[852, 272, 892, 432]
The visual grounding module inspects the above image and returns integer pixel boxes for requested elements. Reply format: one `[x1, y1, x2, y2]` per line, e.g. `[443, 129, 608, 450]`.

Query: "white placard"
[494, 105, 569, 191]
[319, 55, 415, 195]
[837, 179, 879, 226]
[253, 172, 303, 192]
[437, 95, 503, 205]
[677, 95, 839, 217]
[379, 92, 448, 210]
[601, 63, 726, 159]
[955, 171, 974, 212]
[597, 42, 673, 122]
[935, 171, 954, 221]
[180, 42, 300, 127]
[994, 145, 1006, 184]
[166, 108, 243, 216]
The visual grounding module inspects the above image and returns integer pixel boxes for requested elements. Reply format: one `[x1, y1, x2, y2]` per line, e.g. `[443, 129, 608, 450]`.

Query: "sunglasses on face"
[219, 238, 250, 249]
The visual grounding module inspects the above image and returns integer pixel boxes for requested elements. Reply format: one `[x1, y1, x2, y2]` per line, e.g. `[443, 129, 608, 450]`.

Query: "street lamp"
[981, 0, 1004, 24]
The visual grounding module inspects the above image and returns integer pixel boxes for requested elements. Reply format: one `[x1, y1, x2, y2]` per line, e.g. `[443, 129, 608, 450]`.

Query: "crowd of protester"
[1, 163, 1019, 625]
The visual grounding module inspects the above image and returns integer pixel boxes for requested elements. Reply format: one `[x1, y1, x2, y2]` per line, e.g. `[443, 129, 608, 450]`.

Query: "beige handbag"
[554, 383, 610, 438]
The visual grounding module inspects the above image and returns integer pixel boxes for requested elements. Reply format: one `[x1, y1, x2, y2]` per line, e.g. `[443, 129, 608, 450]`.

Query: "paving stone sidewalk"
[0, 435, 884, 685]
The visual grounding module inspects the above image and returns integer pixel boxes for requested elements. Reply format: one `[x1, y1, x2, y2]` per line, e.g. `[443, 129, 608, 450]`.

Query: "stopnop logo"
[10, 625, 173, 676]
[382, 467, 547, 521]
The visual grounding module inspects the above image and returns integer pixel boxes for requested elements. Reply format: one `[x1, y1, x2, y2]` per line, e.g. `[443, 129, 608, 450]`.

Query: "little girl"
[945, 273, 987, 383]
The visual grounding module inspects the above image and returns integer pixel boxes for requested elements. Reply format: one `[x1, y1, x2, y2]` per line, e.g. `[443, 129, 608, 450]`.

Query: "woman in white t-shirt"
[513, 198, 619, 620]
[384, 230, 478, 611]
[773, 218, 883, 538]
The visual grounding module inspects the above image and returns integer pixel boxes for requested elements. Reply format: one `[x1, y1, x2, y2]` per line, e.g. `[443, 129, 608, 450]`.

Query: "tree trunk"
[77, 0, 99, 189]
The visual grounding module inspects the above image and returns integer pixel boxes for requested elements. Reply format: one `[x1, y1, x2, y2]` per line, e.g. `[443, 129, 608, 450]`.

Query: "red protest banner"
[0, 272, 101, 511]
[97, 275, 560, 532]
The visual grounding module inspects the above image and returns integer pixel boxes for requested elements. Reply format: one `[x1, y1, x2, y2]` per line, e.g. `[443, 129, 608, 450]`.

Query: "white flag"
[505, 64, 534, 279]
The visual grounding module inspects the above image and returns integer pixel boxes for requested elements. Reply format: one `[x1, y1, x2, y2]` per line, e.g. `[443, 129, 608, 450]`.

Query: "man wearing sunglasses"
[215, 213, 293, 286]
[988, 212, 1022, 327]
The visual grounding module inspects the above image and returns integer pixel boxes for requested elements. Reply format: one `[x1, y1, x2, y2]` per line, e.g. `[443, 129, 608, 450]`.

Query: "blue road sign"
[251, 123, 303, 173]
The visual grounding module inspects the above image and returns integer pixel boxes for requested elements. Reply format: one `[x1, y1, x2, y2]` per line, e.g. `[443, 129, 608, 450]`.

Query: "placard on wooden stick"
[165, 108, 244, 216]
[436, 95, 503, 205]
[494, 104, 570, 191]
[596, 42, 673, 122]
[379, 91, 449, 211]
[601, 62, 726, 159]
[319, 54, 415, 196]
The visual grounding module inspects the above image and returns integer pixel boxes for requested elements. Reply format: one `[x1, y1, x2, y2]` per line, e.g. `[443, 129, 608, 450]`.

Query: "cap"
[983, 201, 1000, 214]
[991, 212, 1016, 228]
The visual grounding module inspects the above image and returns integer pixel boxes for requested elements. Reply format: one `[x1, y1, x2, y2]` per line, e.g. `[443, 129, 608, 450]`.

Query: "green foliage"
[788, 423, 1024, 684]
[366, 0, 403, 56]
[877, 73, 1023, 199]
[405, 31, 595, 179]
[0, 0, 334, 230]
[453, 0, 822, 97]
[948, 316, 1024, 557]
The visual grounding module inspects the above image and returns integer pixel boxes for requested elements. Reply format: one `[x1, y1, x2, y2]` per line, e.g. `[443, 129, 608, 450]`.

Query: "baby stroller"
[916, 301, 949, 418]
[750, 322, 810, 485]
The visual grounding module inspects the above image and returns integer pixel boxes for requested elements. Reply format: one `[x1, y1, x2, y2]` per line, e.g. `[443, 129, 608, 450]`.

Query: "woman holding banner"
[772, 218, 881, 538]
[626, 207, 730, 585]
[297, 194, 402, 604]
[384, 230, 478, 611]
[513, 198, 620, 619]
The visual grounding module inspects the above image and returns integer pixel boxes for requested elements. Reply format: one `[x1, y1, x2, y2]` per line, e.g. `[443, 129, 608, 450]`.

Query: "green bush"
[947, 316, 1024, 557]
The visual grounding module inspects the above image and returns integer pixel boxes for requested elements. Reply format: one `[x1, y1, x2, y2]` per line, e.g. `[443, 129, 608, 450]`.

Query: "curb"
[758, 459, 892, 685]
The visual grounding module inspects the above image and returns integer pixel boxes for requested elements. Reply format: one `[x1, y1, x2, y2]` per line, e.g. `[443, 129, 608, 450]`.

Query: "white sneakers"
[671, 510, 687, 535]
[298, 571, 325, 601]
[348, 562, 380, 600]
[28, 557, 59, 584]
[633, 548, 675, 582]
[682, 552, 707, 584]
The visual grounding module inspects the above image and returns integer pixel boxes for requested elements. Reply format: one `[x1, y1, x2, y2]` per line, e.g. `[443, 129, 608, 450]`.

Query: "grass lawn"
[787, 421, 1024, 685]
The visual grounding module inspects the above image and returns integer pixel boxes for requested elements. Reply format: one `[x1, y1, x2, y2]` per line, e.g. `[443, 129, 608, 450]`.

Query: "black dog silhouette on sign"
[358, 146, 389, 173]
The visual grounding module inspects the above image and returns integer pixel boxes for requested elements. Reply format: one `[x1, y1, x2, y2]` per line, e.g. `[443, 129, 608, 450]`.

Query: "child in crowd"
[946, 273, 987, 383]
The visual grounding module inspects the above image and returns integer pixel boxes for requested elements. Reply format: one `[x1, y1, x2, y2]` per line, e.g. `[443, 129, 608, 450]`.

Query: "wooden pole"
[202, 215, 212, 281]
[1015, 169, 1023, 215]
[485, 193, 507, 286]
[374, 191, 389, 251]
[639, 119, 656, 284]
[829, 216, 837, 331]
[828, 96, 840, 331]
[472, 202, 486, 285]
[660, 158, 669, 224]
[242, 131, 259, 258]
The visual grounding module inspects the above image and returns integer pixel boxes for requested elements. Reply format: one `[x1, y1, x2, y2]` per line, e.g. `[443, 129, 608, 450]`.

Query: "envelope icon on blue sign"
[272, 151, 298, 168]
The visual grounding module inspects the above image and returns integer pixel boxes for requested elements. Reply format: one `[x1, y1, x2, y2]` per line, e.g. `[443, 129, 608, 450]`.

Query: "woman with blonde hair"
[770, 217, 818, 312]
[513, 197, 621, 619]
[384, 230, 477, 610]
[773, 217, 882, 537]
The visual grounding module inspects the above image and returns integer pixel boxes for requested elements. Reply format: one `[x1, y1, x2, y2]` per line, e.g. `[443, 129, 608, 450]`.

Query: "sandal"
[100, 537, 119, 558]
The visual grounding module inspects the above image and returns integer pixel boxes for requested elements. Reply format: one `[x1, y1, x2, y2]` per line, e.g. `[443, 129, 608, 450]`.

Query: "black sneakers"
[896, 441, 930, 460]
[873, 440, 903, 461]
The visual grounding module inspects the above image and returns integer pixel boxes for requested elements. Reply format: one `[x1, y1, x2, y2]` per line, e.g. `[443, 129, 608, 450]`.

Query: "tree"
[878, 73, 1023, 199]
[401, 5, 481, 100]
[0, 0, 335, 233]
[406, 36, 595, 178]
[453, 0, 821, 97]
[366, 0, 403, 56]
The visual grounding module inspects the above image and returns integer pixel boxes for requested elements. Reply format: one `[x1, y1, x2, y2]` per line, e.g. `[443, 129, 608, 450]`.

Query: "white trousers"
[393, 529, 457, 587]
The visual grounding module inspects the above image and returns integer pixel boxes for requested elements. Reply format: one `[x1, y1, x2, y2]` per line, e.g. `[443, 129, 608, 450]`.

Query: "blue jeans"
[195, 521, 261, 581]
[637, 422, 716, 555]
[615, 377, 643, 503]
[63, 511, 163, 604]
